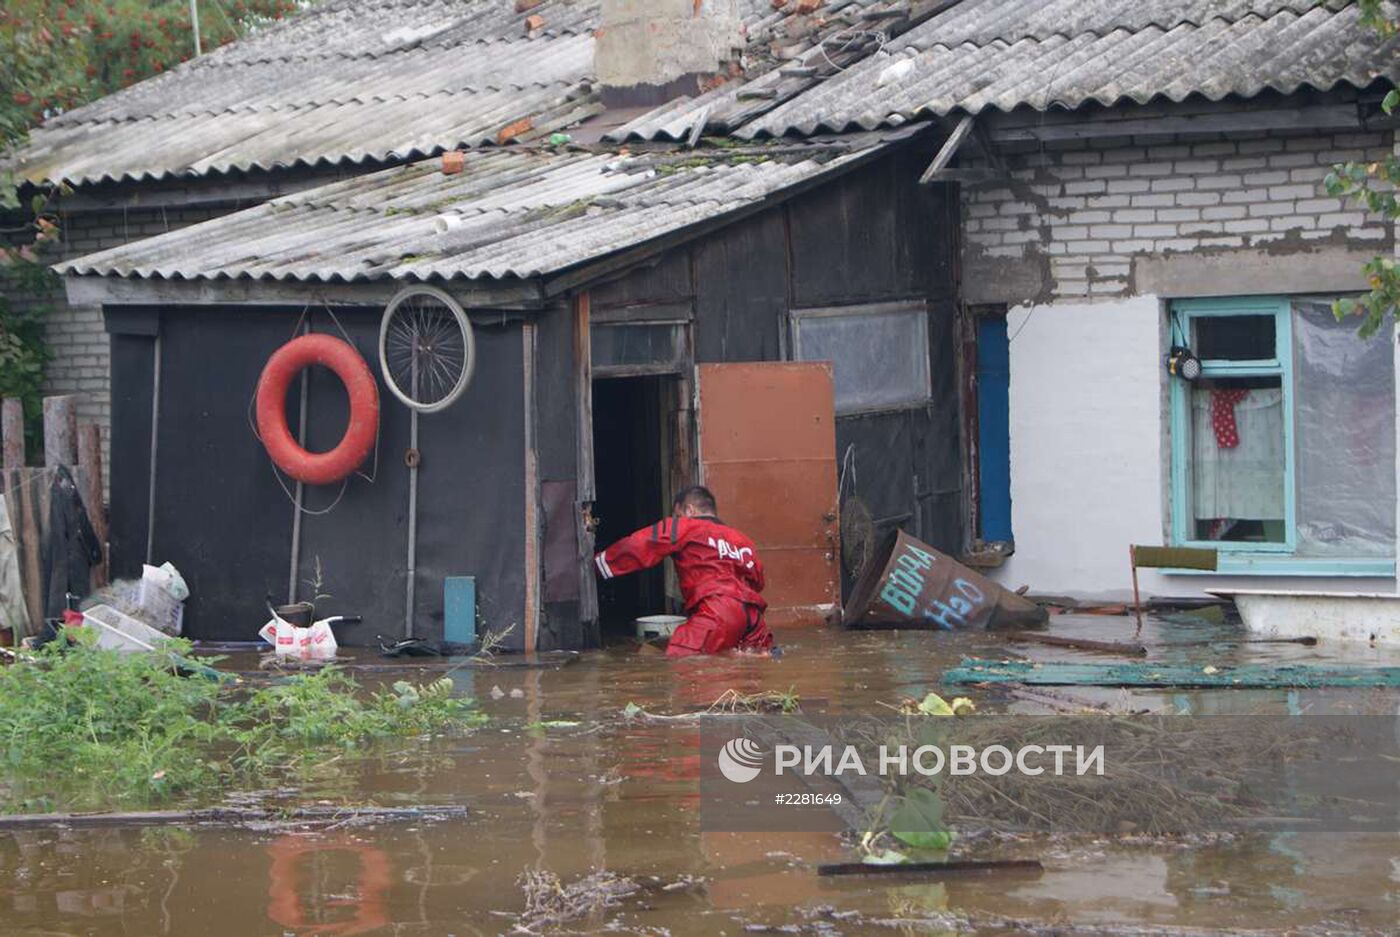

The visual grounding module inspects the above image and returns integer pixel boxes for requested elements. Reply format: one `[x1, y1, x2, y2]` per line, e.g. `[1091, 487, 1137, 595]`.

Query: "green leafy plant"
[0, 633, 482, 813]
[1325, 0, 1400, 337]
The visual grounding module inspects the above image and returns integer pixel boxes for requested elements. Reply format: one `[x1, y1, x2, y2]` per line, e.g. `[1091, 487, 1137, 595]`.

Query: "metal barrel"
[842, 529, 1046, 630]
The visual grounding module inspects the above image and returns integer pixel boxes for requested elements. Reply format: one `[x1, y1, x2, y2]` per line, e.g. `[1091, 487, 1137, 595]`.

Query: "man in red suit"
[594, 485, 773, 657]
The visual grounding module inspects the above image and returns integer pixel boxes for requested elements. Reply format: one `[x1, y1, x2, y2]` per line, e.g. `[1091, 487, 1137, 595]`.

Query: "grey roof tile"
[738, 0, 1400, 137]
[53, 132, 910, 283]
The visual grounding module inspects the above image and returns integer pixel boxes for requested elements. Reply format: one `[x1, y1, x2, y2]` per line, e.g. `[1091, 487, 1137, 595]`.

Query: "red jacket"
[595, 515, 766, 612]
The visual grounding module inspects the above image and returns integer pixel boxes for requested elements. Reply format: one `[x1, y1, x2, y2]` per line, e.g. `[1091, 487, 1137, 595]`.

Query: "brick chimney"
[595, 0, 743, 106]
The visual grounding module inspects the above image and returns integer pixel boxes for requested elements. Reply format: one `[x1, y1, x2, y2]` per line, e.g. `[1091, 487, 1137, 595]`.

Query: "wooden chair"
[1129, 546, 1218, 633]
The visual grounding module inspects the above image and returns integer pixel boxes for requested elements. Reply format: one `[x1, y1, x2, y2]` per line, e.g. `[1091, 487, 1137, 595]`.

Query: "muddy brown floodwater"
[2, 613, 1398, 936]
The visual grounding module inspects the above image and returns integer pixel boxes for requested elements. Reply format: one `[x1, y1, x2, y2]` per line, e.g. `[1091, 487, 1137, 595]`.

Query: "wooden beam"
[1, 399, 23, 471]
[919, 115, 976, 185]
[522, 322, 539, 655]
[986, 103, 1363, 144]
[77, 423, 108, 588]
[572, 290, 600, 640]
[62, 274, 546, 312]
[921, 167, 1005, 185]
[970, 119, 1006, 173]
[42, 395, 79, 469]
[54, 169, 348, 214]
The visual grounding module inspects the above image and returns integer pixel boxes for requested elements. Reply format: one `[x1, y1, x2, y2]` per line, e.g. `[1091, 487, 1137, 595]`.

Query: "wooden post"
[1, 399, 23, 472]
[78, 422, 108, 587]
[1130, 545, 1144, 637]
[43, 395, 79, 468]
[572, 291, 599, 642]
[2, 399, 43, 629]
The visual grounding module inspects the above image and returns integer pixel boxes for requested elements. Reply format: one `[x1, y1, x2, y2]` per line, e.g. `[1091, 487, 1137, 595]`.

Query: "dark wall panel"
[119, 305, 528, 644]
[693, 209, 787, 363]
[408, 321, 526, 647]
[788, 159, 900, 307]
[590, 249, 692, 308]
[788, 149, 957, 308]
[149, 307, 299, 639]
[894, 145, 957, 300]
[291, 309, 409, 648]
[297, 317, 526, 647]
[535, 301, 577, 480]
[107, 332, 155, 580]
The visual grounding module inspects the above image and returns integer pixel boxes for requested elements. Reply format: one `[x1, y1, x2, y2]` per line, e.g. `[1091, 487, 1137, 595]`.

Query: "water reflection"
[265, 835, 391, 936]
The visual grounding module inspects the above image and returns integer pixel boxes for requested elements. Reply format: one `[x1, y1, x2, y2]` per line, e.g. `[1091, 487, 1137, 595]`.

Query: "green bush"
[0, 633, 482, 813]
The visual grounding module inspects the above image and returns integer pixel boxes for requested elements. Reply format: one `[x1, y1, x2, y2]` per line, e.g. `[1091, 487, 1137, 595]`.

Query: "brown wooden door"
[696, 362, 839, 626]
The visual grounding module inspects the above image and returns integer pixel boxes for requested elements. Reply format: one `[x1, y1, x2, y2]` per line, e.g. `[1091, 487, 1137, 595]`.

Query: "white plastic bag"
[307, 620, 338, 660]
[139, 563, 186, 635]
[259, 617, 337, 660]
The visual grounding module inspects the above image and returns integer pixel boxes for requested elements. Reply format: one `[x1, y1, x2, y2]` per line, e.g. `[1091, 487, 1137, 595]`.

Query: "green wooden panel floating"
[942, 658, 1400, 688]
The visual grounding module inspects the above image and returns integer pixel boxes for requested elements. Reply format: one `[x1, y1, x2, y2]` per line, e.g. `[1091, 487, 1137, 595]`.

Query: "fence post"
[2, 399, 44, 630]
[78, 422, 108, 587]
[43, 395, 79, 469]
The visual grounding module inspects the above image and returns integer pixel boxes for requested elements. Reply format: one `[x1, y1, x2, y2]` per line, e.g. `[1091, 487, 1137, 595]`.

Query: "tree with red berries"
[1, 1, 306, 435]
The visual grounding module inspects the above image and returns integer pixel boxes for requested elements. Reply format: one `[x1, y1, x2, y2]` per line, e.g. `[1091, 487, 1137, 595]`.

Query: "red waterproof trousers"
[666, 595, 773, 658]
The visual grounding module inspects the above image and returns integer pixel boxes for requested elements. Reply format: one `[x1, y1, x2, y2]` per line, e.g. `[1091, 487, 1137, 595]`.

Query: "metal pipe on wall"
[287, 322, 310, 604]
[405, 409, 419, 639]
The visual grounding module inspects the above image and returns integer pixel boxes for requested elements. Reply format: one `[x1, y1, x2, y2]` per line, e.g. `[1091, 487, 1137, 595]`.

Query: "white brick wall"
[962, 130, 1395, 301]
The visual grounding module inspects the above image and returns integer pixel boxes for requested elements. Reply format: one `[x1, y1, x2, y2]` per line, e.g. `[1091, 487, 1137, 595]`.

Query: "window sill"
[1159, 556, 1396, 578]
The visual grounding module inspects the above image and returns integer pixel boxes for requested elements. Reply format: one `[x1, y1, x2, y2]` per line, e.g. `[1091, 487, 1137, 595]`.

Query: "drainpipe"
[287, 321, 310, 603]
[189, 0, 202, 56]
[405, 409, 419, 639]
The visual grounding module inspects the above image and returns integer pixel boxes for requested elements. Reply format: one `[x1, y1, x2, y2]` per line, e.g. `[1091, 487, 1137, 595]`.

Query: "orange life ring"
[256, 333, 379, 486]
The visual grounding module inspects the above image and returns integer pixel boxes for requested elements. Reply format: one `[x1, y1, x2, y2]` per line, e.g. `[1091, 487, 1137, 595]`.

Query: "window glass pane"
[1188, 376, 1286, 543]
[1293, 301, 1396, 557]
[1192, 314, 1275, 360]
[591, 323, 683, 370]
[794, 306, 929, 412]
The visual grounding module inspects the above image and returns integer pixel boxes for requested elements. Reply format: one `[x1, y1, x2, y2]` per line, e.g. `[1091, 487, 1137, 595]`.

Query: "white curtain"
[1190, 387, 1284, 522]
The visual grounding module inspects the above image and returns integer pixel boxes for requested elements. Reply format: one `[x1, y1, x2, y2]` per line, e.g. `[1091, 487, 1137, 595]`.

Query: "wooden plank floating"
[817, 858, 1042, 878]
[0, 804, 470, 830]
[1001, 632, 1147, 656]
[943, 658, 1400, 688]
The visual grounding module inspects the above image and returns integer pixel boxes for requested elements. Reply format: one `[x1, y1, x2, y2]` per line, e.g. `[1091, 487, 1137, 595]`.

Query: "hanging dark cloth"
[42, 465, 101, 619]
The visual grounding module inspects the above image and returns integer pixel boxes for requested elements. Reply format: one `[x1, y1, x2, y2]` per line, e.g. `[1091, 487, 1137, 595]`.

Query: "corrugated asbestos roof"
[603, 0, 1400, 141]
[13, 0, 602, 186]
[737, 0, 1400, 136]
[9, 0, 928, 186]
[52, 131, 912, 283]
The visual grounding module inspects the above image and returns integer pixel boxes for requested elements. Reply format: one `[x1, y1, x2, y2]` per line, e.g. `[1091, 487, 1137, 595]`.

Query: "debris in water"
[1002, 631, 1148, 656]
[844, 530, 1047, 630]
[817, 858, 1043, 878]
[514, 868, 640, 933]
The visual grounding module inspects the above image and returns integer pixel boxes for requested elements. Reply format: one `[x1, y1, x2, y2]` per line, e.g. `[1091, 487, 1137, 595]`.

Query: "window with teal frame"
[1167, 296, 1397, 577]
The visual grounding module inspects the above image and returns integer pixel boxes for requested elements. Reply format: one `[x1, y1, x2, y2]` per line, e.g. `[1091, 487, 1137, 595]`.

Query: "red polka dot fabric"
[1210, 388, 1249, 448]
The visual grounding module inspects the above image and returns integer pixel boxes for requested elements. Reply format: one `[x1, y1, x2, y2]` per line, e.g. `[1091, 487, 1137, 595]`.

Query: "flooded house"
[33, 0, 964, 646]
[30, 0, 1400, 645]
